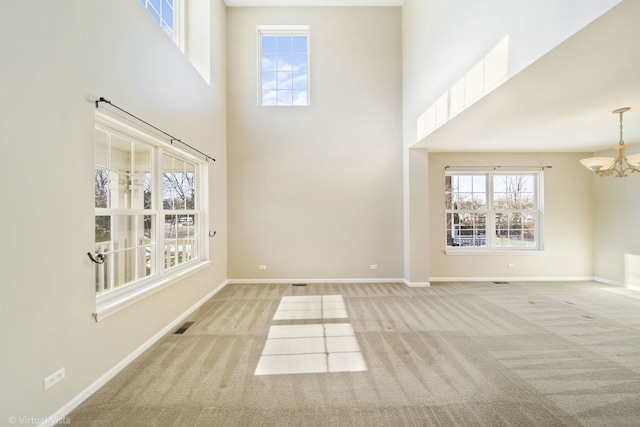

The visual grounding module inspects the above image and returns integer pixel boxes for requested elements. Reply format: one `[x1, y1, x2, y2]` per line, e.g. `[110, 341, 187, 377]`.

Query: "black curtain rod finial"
[95, 97, 111, 108]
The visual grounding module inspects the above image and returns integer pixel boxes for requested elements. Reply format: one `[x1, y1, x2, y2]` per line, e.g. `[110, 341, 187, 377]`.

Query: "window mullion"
[155, 148, 165, 276]
[487, 172, 494, 248]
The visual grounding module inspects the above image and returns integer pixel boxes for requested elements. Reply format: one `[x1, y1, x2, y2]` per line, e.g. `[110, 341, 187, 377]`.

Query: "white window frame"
[93, 112, 209, 321]
[257, 25, 311, 107]
[445, 170, 544, 253]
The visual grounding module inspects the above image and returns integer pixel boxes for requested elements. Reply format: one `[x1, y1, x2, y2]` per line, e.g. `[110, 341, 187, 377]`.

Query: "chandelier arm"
[592, 108, 638, 177]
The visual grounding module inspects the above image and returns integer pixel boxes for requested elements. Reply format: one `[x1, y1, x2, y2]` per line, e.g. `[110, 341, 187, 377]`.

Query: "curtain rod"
[95, 97, 216, 162]
[445, 165, 551, 171]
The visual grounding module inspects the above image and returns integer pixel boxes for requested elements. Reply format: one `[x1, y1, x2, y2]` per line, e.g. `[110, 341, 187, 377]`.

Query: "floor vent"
[292, 283, 307, 286]
[493, 281, 510, 284]
[174, 321, 195, 335]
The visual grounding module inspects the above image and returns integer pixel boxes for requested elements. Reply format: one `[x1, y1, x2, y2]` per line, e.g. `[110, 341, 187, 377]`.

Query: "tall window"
[445, 172, 542, 250]
[94, 114, 206, 302]
[258, 25, 310, 106]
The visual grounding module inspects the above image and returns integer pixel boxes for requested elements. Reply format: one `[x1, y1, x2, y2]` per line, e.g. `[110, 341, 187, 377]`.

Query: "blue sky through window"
[140, 0, 174, 40]
[261, 33, 309, 106]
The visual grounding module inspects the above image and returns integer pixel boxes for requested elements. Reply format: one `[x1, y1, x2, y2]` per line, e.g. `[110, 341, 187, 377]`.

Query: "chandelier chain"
[619, 110, 624, 145]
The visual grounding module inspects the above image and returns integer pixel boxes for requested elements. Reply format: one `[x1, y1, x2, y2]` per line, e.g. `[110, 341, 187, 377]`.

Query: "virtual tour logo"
[8, 415, 71, 425]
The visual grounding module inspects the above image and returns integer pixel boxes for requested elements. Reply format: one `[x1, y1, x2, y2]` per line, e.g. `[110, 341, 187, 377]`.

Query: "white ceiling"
[415, 2, 640, 153]
[225, 0, 403, 6]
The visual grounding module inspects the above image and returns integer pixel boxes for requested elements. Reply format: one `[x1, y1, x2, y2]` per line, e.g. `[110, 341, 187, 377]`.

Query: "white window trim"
[173, 0, 185, 52]
[257, 25, 311, 107]
[444, 170, 544, 254]
[93, 111, 210, 321]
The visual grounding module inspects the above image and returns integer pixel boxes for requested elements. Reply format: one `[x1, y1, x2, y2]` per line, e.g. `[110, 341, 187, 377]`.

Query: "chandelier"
[580, 107, 640, 177]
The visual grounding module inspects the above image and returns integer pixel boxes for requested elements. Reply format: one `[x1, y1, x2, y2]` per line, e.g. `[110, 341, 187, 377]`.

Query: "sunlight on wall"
[625, 253, 640, 286]
[417, 36, 510, 141]
[185, 0, 211, 84]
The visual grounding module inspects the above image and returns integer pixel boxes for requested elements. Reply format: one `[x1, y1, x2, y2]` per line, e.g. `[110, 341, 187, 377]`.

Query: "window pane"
[292, 72, 307, 89]
[292, 90, 308, 106]
[278, 90, 293, 106]
[132, 143, 153, 210]
[95, 216, 111, 243]
[446, 212, 486, 247]
[163, 157, 196, 210]
[110, 135, 131, 174]
[447, 174, 487, 210]
[184, 163, 196, 210]
[113, 248, 136, 288]
[163, 155, 177, 209]
[292, 54, 308, 72]
[95, 169, 109, 208]
[278, 54, 294, 71]
[457, 175, 473, 192]
[493, 175, 535, 209]
[262, 72, 277, 89]
[262, 90, 277, 106]
[262, 54, 277, 71]
[109, 171, 129, 209]
[445, 176, 453, 209]
[292, 36, 307, 53]
[472, 175, 485, 191]
[262, 36, 277, 53]
[164, 214, 197, 269]
[278, 72, 293, 89]
[277, 36, 292, 52]
[495, 212, 537, 248]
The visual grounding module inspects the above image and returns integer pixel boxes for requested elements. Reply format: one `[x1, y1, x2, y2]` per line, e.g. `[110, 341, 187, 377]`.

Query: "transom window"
[94, 113, 206, 309]
[258, 25, 310, 106]
[445, 172, 542, 250]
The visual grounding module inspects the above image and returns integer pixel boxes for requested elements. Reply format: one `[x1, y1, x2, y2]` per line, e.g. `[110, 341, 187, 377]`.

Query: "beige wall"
[226, 7, 404, 280]
[428, 152, 594, 280]
[0, 0, 227, 420]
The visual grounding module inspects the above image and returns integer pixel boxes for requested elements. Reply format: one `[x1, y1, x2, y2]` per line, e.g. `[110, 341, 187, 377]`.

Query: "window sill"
[93, 260, 211, 322]
[445, 249, 545, 255]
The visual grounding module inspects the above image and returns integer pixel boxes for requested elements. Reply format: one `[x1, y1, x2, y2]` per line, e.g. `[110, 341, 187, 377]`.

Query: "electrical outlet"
[259, 265, 266, 270]
[507, 263, 516, 268]
[370, 264, 378, 270]
[44, 367, 65, 391]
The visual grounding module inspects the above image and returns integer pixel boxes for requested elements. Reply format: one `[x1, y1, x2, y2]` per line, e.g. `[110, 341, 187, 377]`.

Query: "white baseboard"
[592, 276, 625, 287]
[42, 280, 229, 427]
[226, 278, 407, 284]
[227, 278, 431, 287]
[429, 276, 595, 282]
[403, 279, 431, 287]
